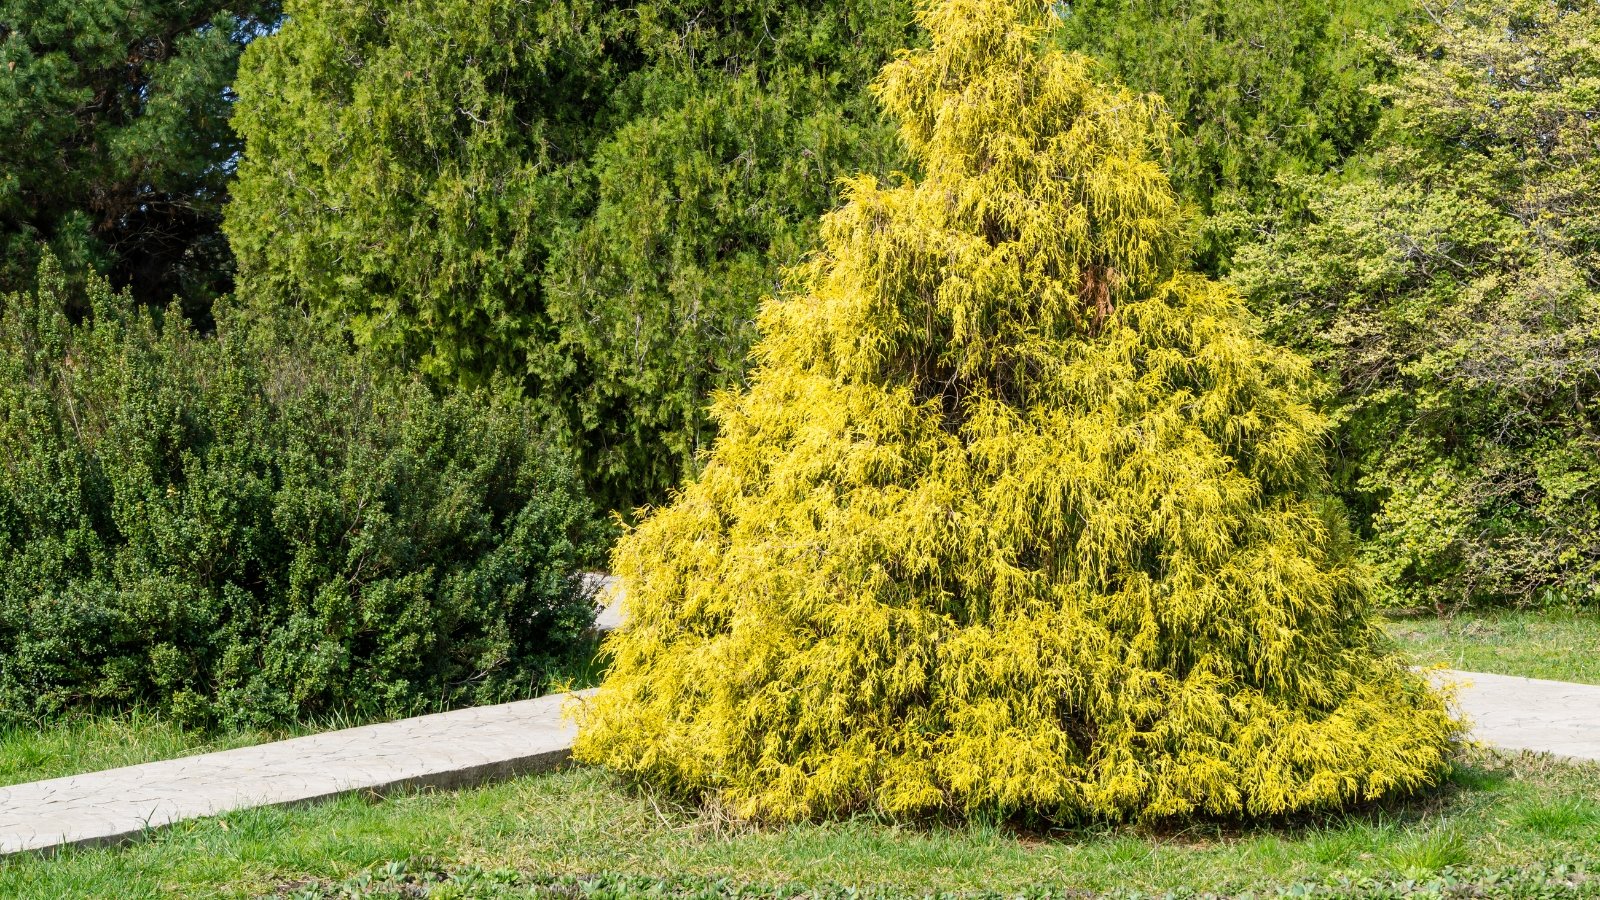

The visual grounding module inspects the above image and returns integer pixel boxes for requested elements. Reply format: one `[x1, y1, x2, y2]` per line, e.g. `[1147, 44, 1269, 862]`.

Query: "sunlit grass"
[1386, 607, 1600, 684]
[1, 749, 1596, 898]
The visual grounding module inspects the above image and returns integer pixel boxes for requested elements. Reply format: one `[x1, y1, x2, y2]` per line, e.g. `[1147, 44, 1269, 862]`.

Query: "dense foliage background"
[0, 260, 600, 727]
[0, 0, 278, 317]
[226, 0, 917, 512]
[1055, 0, 1409, 272]
[1234, 0, 1600, 608]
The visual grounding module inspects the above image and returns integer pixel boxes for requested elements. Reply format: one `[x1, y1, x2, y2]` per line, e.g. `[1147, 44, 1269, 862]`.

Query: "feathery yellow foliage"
[572, 0, 1458, 823]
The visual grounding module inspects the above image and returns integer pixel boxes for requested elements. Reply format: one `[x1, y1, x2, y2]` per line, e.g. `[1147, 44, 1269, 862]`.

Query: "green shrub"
[0, 258, 601, 728]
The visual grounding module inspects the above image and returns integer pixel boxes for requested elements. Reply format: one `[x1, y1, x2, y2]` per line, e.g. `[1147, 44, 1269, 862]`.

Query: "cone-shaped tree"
[573, 0, 1457, 822]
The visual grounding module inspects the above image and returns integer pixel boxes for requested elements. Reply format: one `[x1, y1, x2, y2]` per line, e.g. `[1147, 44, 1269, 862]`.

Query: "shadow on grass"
[1047, 749, 1518, 850]
[586, 744, 1536, 856]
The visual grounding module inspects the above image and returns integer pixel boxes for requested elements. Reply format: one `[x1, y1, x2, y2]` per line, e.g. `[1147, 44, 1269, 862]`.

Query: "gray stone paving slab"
[0, 689, 591, 857]
[1434, 670, 1600, 763]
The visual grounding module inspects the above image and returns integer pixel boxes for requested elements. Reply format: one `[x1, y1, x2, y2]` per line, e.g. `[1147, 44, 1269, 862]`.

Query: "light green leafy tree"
[226, 0, 616, 386]
[1233, 0, 1600, 608]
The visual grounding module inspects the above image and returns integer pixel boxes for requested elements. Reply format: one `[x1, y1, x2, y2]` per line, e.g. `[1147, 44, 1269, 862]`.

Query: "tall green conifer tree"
[573, 0, 1456, 822]
[1, 0, 278, 313]
[226, 0, 916, 512]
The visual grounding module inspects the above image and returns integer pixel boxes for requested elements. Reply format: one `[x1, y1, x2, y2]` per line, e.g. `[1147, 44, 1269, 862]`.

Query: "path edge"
[8, 746, 576, 860]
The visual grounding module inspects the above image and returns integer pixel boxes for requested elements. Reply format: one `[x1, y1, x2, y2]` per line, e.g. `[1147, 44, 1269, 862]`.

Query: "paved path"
[0, 572, 1595, 859]
[0, 689, 591, 857]
[1436, 670, 1600, 763]
[591, 574, 625, 631]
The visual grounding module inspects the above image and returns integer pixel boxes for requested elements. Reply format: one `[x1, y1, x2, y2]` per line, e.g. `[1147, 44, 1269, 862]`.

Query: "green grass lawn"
[1, 750, 1597, 898]
[1387, 607, 1600, 685]
[0, 712, 293, 789]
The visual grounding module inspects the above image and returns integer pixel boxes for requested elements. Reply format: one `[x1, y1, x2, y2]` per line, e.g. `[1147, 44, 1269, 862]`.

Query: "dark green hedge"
[0, 259, 602, 728]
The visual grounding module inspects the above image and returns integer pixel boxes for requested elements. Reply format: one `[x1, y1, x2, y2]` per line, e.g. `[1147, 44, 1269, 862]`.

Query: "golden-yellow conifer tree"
[573, 0, 1457, 822]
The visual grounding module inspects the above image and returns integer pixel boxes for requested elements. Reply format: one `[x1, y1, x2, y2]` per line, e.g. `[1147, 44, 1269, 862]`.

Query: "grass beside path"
[0, 636, 608, 789]
[1387, 607, 1600, 686]
[0, 713, 292, 789]
[2, 750, 1598, 898]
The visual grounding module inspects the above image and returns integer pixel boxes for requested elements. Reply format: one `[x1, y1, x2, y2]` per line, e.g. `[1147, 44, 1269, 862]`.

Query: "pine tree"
[573, 0, 1457, 822]
[0, 0, 279, 315]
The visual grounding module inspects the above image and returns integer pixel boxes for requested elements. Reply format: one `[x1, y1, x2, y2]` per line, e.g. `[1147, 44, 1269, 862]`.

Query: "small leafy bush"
[0, 258, 601, 728]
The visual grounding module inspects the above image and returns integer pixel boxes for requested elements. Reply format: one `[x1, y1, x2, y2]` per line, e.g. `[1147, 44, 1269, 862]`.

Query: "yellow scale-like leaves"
[573, 0, 1458, 822]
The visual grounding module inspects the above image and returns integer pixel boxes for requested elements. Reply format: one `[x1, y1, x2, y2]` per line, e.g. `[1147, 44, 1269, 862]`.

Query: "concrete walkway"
[0, 574, 1595, 858]
[0, 689, 591, 857]
[1436, 670, 1600, 763]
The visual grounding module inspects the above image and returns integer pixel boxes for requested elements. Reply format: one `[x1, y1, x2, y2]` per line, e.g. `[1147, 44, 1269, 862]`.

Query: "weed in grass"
[1382, 824, 1470, 877]
[1516, 797, 1600, 839]
[1096, 834, 1154, 870]
[1243, 833, 1296, 876]
[1303, 819, 1387, 866]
